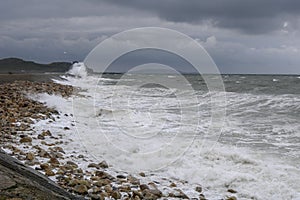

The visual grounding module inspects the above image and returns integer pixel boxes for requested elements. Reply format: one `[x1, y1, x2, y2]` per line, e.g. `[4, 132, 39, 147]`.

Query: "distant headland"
[0, 58, 72, 74]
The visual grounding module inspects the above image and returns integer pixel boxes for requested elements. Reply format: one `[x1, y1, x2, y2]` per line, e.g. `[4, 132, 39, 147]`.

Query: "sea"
[41, 63, 300, 199]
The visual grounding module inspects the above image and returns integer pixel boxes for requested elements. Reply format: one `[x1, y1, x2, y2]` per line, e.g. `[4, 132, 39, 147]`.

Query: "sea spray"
[67, 62, 88, 78]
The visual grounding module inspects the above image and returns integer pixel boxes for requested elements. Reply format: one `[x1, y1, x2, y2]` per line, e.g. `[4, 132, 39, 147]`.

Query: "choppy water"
[98, 73, 300, 161]
[57, 63, 300, 199]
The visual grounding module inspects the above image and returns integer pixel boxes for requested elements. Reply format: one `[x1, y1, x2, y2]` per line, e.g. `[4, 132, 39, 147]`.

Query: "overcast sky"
[0, 0, 300, 74]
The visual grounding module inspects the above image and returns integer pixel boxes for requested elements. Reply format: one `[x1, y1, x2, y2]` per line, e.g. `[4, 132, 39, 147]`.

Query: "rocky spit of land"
[0, 80, 237, 200]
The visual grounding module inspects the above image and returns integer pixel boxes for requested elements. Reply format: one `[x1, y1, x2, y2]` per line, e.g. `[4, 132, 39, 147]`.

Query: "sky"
[0, 0, 300, 74]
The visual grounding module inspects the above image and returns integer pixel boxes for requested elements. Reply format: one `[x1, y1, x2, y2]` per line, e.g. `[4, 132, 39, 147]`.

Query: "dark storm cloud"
[0, 0, 88, 20]
[94, 49, 198, 74]
[2, 0, 299, 34]
[103, 0, 300, 34]
[0, 0, 142, 21]
[0, 0, 299, 74]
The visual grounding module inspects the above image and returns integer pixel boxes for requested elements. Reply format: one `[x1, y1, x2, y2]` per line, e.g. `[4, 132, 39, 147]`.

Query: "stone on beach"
[74, 184, 88, 194]
[98, 160, 108, 168]
[26, 152, 35, 160]
[19, 136, 32, 143]
[195, 185, 202, 193]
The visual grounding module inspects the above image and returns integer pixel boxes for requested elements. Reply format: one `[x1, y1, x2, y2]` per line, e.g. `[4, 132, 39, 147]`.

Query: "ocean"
[41, 63, 300, 199]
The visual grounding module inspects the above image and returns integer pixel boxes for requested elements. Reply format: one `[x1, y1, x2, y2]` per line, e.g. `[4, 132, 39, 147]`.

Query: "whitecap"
[66, 62, 87, 78]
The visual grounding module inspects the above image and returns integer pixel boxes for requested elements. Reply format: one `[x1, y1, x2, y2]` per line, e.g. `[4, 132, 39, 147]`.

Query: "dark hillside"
[0, 58, 72, 73]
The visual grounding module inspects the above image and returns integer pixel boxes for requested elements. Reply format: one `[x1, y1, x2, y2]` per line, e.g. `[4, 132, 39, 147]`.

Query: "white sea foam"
[28, 64, 300, 199]
[66, 62, 88, 78]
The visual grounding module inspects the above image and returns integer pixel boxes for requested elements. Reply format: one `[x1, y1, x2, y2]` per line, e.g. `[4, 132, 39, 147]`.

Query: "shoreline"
[0, 80, 236, 200]
[0, 73, 66, 84]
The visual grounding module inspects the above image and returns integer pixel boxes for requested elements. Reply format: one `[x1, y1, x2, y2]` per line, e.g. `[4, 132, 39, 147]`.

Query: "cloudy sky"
[0, 0, 300, 74]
